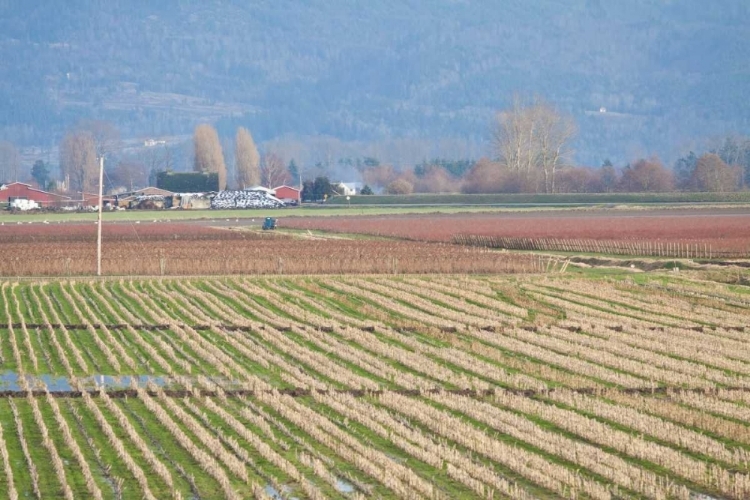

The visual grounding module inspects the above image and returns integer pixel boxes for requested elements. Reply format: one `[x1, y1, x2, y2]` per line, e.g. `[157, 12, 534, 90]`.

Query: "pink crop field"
[281, 210, 750, 256]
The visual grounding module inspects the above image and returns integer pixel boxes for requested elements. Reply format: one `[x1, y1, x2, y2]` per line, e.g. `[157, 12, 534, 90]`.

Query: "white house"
[335, 182, 363, 196]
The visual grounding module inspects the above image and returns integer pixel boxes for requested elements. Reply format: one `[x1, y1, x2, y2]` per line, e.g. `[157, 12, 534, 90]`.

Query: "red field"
[0, 221, 541, 276]
[281, 210, 750, 255]
[2, 208, 749, 276]
[0, 222, 234, 242]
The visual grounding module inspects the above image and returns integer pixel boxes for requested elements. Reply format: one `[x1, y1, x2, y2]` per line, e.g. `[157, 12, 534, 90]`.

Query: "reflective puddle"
[335, 478, 355, 493]
[0, 372, 169, 392]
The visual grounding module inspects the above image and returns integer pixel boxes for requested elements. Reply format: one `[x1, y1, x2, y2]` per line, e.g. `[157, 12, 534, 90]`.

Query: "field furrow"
[0, 273, 748, 499]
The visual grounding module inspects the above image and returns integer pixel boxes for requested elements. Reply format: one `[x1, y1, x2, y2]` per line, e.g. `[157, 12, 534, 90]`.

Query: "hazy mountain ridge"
[1, 0, 748, 166]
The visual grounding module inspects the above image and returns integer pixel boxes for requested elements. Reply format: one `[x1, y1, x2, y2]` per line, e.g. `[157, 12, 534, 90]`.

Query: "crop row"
[452, 234, 741, 258]
[0, 275, 749, 498]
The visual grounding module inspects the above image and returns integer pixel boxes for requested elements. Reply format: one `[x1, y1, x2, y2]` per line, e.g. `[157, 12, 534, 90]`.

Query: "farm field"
[0, 204, 604, 224]
[1, 198, 750, 225]
[0, 223, 543, 276]
[2, 274, 750, 498]
[281, 210, 750, 258]
[3, 207, 750, 276]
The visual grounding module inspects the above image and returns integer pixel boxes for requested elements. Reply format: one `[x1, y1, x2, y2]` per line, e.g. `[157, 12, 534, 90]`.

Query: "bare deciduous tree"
[493, 96, 532, 174]
[492, 96, 576, 193]
[413, 165, 455, 193]
[235, 127, 260, 189]
[461, 158, 503, 194]
[361, 164, 398, 190]
[618, 158, 673, 192]
[0, 141, 20, 183]
[690, 153, 740, 192]
[60, 132, 98, 192]
[555, 167, 603, 193]
[76, 119, 121, 158]
[385, 178, 414, 194]
[193, 124, 226, 189]
[260, 152, 290, 188]
[139, 143, 173, 186]
[109, 161, 149, 191]
[536, 103, 577, 193]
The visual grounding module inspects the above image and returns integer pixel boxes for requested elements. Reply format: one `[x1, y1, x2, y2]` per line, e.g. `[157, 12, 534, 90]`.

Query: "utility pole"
[97, 156, 104, 276]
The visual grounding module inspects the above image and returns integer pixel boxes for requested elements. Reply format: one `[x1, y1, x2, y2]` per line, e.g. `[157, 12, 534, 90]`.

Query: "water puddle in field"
[0, 372, 74, 391]
[265, 480, 355, 498]
[335, 478, 356, 493]
[80, 374, 169, 390]
[0, 372, 168, 392]
[264, 484, 299, 499]
[264, 478, 355, 497]
[690, 493, 720, 500]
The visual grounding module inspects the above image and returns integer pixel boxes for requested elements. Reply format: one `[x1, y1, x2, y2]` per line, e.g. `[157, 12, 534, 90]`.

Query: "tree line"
[0, 122, 293, 194]
[2, 99, 750, 197]
[355, 98, 750, 195]
[356, 151, 748, 196]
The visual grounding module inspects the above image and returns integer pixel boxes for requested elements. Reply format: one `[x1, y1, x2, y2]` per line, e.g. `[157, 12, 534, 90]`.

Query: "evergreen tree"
[31, 160, 50, 188]
[287, 159, 299, 183]
[673, 151, 698, 189]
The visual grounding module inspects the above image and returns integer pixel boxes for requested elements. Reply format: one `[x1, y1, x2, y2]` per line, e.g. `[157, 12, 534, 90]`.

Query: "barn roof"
[0, 182, 71, 200]
[273, 185, 301, 192]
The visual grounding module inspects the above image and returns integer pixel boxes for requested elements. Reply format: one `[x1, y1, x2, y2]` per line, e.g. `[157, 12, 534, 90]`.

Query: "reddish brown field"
[3, 208, 749, 276]
[0, 222, 541, 276]
[281, 210, 750, 255]
[0, 222, 231, 242]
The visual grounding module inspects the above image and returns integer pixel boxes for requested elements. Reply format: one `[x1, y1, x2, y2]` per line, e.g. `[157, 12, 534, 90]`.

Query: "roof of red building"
[0, 182, 72, 200]
[273, 185, 300, 192]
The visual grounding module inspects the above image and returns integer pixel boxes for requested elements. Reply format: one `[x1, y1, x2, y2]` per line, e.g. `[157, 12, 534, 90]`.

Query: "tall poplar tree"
[193, 124, 227, 190]
[234, 127, 260, 188]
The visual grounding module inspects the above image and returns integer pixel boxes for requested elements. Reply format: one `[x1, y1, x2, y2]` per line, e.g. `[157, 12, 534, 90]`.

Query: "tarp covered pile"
[134, 194, 167, 203]
[211, 190, 285, 209]
[131, 194, 171, 209]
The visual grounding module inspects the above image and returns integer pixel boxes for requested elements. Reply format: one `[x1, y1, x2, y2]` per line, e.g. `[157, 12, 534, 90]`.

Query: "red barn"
[0, 182, 71, 207]
[273, 185, 300, 204]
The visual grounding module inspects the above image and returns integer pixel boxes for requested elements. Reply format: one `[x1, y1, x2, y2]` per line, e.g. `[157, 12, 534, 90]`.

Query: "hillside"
[0, 0, 749, 166]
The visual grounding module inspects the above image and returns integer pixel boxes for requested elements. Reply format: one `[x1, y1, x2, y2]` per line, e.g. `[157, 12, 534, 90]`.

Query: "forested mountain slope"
[0, 0, 748, 165]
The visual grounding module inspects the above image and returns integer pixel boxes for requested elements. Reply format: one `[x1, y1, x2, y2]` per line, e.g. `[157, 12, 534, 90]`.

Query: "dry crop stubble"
[0, 274, 749, 498]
